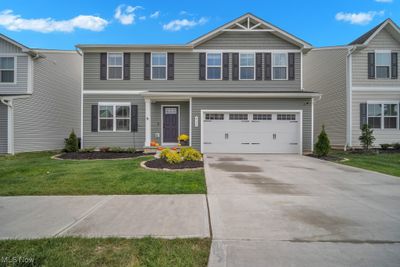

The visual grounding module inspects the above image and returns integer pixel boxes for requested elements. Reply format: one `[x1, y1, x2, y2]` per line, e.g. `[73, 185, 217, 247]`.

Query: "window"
[99, 103, 130, 132]
[205, 113, 224, 120]
[239, 53, 255, 80]
[253, 114, 272, 120]
[368, 103, 399, 129]
[277, 114, 296, 120]
[206, 53, 222, 80]
[375, 52, 391, 79]
[151, 53, 167, 80]
[272, 53, 288, 80]
[0, 57, 15, 83]
[229, 113, 248, 120]
[107, 53, 123, 80]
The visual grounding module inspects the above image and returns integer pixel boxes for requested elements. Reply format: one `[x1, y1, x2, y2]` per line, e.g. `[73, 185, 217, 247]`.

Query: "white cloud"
[375, 0, 393, 3]
[114, 5, 142, 25]
[139, 16, 146, 20]
[335, 11, 384, 25]
[150, 11, 160, 19]
[163, 17, 207, 31]
[0, 9, 108, 33]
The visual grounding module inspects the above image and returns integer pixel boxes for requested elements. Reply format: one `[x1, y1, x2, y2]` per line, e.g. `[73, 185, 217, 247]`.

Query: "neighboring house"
[0, 34, 81, 154]
[304, 19, 400, 149]
[77, 13, 320, 154]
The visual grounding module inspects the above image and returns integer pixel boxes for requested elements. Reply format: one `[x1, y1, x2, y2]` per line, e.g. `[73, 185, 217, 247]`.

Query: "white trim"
[7, 101, 14, 154]
[161, 105, 180, 145]
[98, 102, 131, 132]
[366, 102, 399, 130]
[363, 19, 400, 46]
[352, 87, 400, 92]
[272, 52, 288, 80]
[142, 91, 321, 98]
[300, 51, 304, 90]
[205, 52, 222, 80]
[239, 52, 256, 80]
[375, 50, 392, 79]
[83, 90, 146, 95]
[151, 52, 167, 80]
[189, 97, 192, 147]
[200, 109, 303, 154]
[27, 55, 33, 93]
[145, 98, 151, 147]
[106, 52, 124, 80]
[194, 49, 301, 53]
[346, 47, 355, 148]
[0, 56, 17, 84]
[80, 51, 84, 148]
[0, 53, 26, 57]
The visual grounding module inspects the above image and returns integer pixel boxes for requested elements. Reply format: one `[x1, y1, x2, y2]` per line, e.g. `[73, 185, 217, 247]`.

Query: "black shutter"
[391, 52, 398, 79]
[256, 53, 263, 80]
[222, 53, 229, 80]
[360, 103, 367, 129]
[123, 53, 130, 80]
[199, 53, 206, 80]
[167, 53, 174, 80]
[264, 53, 271, 80]
[368, 53, 375, 79]
[232, 53, 239, 80]
[91, 105, 98, 132]
[131, 105, 138, 132]
[144, 53, 151, 80]
[288, 53, 295, 80]
[100, 53, 107, 80]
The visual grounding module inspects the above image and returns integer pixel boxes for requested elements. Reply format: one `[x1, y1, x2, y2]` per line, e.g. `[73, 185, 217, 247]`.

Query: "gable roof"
[349, 18, 400, 45]
[188, 13, 312, 49]
[0, 34, 42, 57]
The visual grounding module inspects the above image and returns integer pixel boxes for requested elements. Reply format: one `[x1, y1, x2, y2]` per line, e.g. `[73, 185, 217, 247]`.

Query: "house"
[304, 19, 400, 149]
[77, 13, 320, 154]
[0, 34, 81, 154]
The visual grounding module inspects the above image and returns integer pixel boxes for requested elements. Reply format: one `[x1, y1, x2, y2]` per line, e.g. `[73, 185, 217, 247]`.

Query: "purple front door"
[163, 106, 179, 143]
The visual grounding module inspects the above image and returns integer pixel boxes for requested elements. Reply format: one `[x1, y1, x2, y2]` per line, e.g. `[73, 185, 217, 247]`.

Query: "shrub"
[165, 151, 183, 164]
[99, 146, 110, 153]
[359, 124, 375, 150]
[126, 147, 136, 153]
[314, 125, 331, 157]
[80, 147, 95, 153]
[178, 134, 189, 142]
[110, 147, 125, 153]
[380, 144, 390, 150]
[393, 143, 400, 150]
[159, 148, 171, 159]
[180, 147, 202, 161]
[64, 130, 79, 152]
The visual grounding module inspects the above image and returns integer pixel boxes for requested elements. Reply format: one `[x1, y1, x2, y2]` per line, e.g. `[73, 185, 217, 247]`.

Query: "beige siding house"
[305, 19, 400, 149]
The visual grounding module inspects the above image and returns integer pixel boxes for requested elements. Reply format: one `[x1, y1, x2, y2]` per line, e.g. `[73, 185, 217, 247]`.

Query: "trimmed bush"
[359, 124, 375, 150]
[99, 147, 110, 153]
[380, 144, 390, 150]
[159, 148, 171, 159]
[126, 147, 136, 153]
[314, 125, 331, 157]
[180, 147, 202, 161]
[79, 147, 95, 153]
[110, 147, 125, 153]
[393, 143, 400, 150]
[165, 151, 183, 164]
[64, 130, 79, 152]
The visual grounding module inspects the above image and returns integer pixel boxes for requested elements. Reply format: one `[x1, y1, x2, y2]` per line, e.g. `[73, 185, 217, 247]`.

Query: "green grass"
[0, 237, 211, 267]
[329, 150, 400, 177]
[0, 151, 206, 196]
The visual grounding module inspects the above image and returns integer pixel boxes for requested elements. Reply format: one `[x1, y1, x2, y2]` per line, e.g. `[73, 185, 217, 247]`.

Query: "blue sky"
[0, 0, 398, 49]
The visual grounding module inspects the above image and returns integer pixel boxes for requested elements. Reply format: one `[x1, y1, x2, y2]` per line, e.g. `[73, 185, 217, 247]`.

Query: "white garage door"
[202, 111, 301, 154]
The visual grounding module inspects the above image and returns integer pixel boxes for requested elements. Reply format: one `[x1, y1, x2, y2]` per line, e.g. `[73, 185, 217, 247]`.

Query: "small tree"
[315, 125, 331, 157]
[64, 130, 79, 152]
[359, 124, 375, 150]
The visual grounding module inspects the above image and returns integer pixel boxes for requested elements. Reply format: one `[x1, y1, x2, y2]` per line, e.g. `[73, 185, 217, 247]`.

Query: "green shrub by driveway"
[0, 151, 206, 196]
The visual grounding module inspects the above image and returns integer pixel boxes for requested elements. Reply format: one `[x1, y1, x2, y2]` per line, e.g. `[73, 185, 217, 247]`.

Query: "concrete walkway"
[205, 154, 400, 267]
[0, 195, 210, 239]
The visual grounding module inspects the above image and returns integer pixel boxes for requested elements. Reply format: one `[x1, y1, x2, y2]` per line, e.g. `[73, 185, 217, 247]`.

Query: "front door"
[163, 106, 179, 143]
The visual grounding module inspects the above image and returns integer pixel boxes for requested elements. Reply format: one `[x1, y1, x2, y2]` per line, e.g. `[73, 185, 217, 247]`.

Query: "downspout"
[1, 97, 14, 154]
[345, 46, 357, 150]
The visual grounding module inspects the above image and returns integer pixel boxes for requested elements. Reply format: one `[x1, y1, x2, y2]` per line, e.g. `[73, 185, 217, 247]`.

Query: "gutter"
[345, 45, 357, 149]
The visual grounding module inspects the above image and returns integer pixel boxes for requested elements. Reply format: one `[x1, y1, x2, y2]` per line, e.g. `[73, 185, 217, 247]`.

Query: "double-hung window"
[0, 57, 15, 83]
[151, 53, 167, 80]
[272, 53, 288, 80]
[239, 53, 255, 80]
[206, 53, 222, 80]
[375, 51, 391, 79]
[99, 103, 130, 132]
[368, 103, 398, 129]
[107, 53, 123, 80]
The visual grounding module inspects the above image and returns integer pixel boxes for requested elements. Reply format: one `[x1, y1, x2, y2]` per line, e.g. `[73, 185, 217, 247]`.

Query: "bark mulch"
[307, 154, 344, 162]
[144, 158, 203, 170]
[57, 151, 148, 160]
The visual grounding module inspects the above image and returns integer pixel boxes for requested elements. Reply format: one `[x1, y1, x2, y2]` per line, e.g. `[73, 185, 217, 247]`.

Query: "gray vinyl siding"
[0, 38, 22, 53]
[351, 92, 400, 147]
[190, 98, 313, 152]
[195, 32, 299, 50]
[13, 52, 81, 153]
[304, 48, 348, 147]
[0, 103, 7, 153]
[83, 94, 145, 149]
[83, 52, 301, 91]
[352, 28, 400, 87]
[151, 101, 189, 144]
[0, 55, 29, 95]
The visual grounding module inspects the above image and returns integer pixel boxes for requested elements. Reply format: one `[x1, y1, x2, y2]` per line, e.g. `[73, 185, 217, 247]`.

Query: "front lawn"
[0, 237, 211, 267]
[329, 150, 400, 177]
[0, 151, 206, 195]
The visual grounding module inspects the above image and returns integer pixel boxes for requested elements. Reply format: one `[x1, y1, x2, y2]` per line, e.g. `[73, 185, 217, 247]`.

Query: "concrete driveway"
[205, 154, 400, 267]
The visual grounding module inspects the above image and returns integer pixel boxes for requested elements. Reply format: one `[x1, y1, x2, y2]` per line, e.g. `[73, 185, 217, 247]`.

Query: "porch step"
[143, 146, 190, 154]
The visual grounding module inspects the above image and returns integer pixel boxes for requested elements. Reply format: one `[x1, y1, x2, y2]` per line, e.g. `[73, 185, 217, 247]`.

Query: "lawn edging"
[140, 160, 204, 172]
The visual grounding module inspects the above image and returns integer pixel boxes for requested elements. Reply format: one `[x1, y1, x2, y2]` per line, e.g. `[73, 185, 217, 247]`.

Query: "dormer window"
[206, 53, 222, 80]
[107, 53, 123, 80]
[272, 53, 288, 80]
[239, 53, 255, 80]
[375, 51, 391, 79]
[0, 57, 15, 83]
[151, 53, 167, 80]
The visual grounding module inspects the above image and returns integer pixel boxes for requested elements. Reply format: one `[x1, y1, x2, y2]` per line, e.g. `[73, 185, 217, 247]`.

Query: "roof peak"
[349, 18, 399, 45]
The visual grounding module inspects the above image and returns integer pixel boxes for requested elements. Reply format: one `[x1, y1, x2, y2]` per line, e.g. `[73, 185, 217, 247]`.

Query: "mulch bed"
[144, 158, 203, 170]
[307, 154, 344, 162]
[57, 151, 148, 160]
